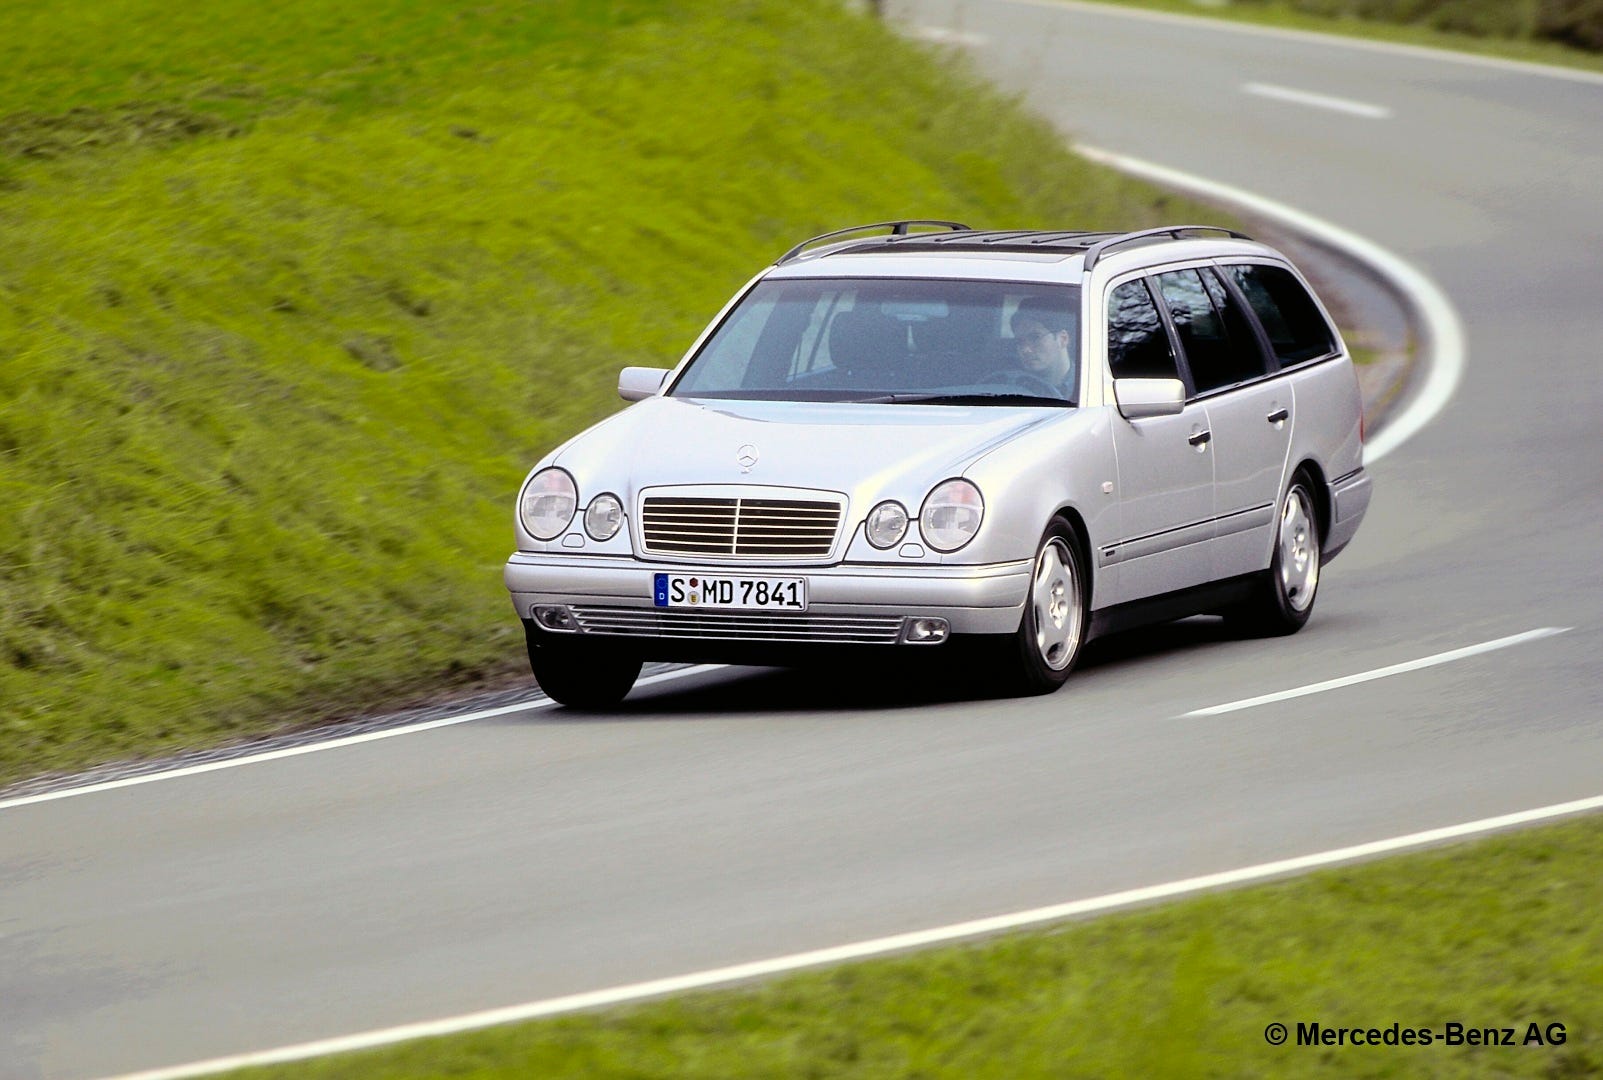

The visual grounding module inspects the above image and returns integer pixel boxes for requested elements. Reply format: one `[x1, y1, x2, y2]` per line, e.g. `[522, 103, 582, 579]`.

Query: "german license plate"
[653, 573, 807, 611]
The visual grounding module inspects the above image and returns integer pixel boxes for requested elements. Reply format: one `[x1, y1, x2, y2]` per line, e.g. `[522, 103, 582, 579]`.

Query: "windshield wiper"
[853, 392, 1073, 407]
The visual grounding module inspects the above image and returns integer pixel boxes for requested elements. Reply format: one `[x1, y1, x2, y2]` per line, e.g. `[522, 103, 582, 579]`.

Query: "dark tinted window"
[1200, 268, 1271, 378]
[1226, 263, 1337, 365]
[1155, 267, 1269, 394]
[1107, 279, 1176, 380]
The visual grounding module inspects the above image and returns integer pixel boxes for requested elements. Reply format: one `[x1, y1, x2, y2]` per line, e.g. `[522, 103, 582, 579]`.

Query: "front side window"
[670, 278, 1081, 405]
[1155, 267, 1269, 394]
[1106, 279, 1176, 381]
[1225, 263, 1337, 365]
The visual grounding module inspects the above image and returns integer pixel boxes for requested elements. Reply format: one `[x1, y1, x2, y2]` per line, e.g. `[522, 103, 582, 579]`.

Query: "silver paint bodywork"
[505, 235, 1369, 650]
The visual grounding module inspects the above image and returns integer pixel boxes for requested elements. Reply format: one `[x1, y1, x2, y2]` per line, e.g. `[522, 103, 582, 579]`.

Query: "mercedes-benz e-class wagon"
[505, 222, 1371, 706]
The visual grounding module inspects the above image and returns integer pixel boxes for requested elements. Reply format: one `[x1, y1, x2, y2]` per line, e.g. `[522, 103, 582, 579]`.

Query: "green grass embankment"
[231, 811, 1603, 1078]
[0, 0, 1222, 785]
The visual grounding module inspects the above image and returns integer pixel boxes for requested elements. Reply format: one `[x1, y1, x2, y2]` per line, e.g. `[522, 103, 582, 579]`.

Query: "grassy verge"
[0, 0, 1229, 785]
[1071, 0, 1603, 73]
[229, 812, 1603, 1078]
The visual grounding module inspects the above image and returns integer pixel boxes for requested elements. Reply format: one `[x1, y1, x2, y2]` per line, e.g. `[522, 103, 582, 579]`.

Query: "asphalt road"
[5, 4, 1602, 1077]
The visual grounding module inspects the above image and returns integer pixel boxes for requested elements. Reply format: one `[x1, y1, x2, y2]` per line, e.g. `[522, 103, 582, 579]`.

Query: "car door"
[1152, 266, 1288, 581]
[1104, 276, 1215, 603]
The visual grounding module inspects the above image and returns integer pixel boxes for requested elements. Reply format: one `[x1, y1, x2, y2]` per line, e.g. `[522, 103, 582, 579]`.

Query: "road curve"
[4, 4, 1602, 1077]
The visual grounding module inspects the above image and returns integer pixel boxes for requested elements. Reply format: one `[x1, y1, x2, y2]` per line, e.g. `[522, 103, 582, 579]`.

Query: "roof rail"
[775, 220, 972, 265]
[1081, 225, 1253, 271]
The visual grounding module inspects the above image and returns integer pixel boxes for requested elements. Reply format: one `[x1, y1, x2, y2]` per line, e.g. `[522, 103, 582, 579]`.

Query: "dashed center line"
[1243, 81, 1392, 118]
[1185, 627, 1571, 717]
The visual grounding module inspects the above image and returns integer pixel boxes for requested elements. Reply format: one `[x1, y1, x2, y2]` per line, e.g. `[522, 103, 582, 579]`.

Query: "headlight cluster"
[520, 468, 624, 543]
[865, 500, 910, 549]
[866, 479, 984, 553]
[920, 479, 984, 551]
[584, 493, 624, 541]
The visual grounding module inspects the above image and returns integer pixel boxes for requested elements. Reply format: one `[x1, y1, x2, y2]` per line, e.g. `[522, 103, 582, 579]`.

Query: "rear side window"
[1226, 263, 1337, 365]
[1155, 268, 1269, 394]
[1106, 279, 1176, 380]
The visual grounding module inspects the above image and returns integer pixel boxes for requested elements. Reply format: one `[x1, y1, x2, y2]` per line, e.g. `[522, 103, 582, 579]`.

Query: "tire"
[1231, 471, 1322, 636]
[525, 637, 642, 709]
[995, 518, 1088, 696]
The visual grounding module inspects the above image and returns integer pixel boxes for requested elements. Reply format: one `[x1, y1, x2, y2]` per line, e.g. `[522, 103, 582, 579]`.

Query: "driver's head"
[1011, 296, 1077, 384]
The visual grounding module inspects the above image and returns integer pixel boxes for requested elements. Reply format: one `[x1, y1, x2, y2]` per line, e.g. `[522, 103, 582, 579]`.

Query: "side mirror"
[1113, 378, 1185, 419]
[618, 366, 670, 402]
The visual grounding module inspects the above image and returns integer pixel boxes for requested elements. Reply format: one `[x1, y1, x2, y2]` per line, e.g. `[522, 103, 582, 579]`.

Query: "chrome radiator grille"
[570, 607, 903, 644]
[640, 494, 843, 560]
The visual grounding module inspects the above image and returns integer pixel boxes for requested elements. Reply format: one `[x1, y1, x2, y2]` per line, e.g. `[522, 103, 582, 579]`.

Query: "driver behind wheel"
[1010, 295, 1079, 401]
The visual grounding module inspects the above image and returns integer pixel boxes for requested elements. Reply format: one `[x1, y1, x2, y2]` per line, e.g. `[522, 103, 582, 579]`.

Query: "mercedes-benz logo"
[736, 444, 759, 472]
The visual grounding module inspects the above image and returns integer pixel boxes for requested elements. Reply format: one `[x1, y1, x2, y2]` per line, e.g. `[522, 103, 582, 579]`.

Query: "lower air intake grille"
[569, 607, 902, 644]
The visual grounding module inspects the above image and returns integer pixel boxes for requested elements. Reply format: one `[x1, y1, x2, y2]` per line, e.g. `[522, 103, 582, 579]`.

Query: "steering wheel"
[979, 369, 1064, 399]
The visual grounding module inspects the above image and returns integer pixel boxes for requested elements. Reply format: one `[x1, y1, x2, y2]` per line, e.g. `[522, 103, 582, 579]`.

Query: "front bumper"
[504, 552, 1031, 648]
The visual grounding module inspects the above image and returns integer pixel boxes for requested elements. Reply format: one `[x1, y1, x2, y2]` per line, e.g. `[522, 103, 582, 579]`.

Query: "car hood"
[550, 395, 1066, 502]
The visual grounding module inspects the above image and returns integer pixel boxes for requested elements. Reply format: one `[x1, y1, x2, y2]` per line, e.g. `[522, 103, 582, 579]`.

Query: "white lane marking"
[1243, 81, 1392, 119]
[914, 25, 990, 46]
[101, 789, 1603, 1080]
[1186, 627, 1570, 717]
[1074, 144, 1465, 464]
[1002, 0, 1603, 85]
[0, 665, 726, 813]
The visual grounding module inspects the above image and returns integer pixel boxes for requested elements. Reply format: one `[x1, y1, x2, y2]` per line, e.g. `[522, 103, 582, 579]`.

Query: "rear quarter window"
[1225, 263, 1337, 366]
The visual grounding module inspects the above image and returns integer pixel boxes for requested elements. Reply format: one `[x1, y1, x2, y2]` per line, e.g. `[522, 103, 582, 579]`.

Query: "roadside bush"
[1540, 0, 1603, 50]
[1232, 0, 1603, 50]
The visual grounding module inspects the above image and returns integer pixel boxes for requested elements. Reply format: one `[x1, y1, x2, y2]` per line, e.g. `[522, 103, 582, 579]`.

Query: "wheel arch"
[1291, 457, 1331, 543]
[1051, 502, 1096, 607]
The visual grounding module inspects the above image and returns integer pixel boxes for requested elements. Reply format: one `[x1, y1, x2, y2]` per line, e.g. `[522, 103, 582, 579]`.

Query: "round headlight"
[584, 493, 625, 541]
[865, 501, 909, 549]
[919, 479, 984, 552]
[520, 468, 577, 541]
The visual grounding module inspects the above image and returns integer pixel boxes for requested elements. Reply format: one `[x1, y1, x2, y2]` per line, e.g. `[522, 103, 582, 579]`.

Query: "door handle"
[1266, 408, 1289, 424]
[1187, 429, 1212, 447]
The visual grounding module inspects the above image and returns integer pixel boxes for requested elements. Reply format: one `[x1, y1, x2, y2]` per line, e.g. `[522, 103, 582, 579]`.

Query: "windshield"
[670, 277, 1082, 405]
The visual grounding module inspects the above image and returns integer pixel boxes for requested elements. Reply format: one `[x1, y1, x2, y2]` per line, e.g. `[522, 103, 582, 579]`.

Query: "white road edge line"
[0, 665, 727, 813]
[1005, 0, 1603, 85]
[101, 789, 1603, 1080]
[913, 25, 990, 47]
[1186, 627, 1571, 717]
[1074, 144, 1465, 464]
[1243, 81, 1392, 119]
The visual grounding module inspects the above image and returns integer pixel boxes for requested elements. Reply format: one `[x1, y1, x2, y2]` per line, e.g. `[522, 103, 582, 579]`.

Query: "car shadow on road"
[532, 616, 1260, 721]
[1075, 615, 1242, 674]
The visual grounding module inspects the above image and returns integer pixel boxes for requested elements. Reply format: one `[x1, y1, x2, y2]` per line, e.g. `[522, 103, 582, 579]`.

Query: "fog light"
[903, 617, 950, 644]
[533, 604, 578, 632]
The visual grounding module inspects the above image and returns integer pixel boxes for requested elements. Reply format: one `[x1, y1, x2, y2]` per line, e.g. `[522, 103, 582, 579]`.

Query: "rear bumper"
[504, 551, 1031, 649]
[1324, 467, 1372, 561]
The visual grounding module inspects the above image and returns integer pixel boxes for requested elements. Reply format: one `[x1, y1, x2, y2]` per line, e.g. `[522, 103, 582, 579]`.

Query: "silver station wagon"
[505, 223, 1371, 706]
